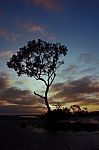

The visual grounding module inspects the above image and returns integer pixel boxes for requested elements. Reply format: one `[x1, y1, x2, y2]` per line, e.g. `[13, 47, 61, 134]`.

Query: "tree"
[70, 105, 81, 114]
[7, 39, 68, 112]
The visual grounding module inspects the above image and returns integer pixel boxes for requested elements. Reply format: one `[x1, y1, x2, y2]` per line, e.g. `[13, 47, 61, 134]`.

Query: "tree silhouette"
[70, 105, 81, 114]
[7, 39, 68, 112]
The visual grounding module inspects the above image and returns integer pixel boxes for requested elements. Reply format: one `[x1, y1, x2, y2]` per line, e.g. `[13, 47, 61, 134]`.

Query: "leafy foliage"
[7, 39, 68, 112]
[7, 39, 68, 79]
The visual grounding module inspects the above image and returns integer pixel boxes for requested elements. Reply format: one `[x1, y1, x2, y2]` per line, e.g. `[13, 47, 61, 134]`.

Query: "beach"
[0, 116, 99, 150]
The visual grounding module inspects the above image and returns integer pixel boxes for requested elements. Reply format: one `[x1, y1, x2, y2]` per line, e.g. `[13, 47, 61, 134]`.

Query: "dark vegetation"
[7, 39, 68, 112]
[7, 39, 99, 131]
[0, 107, 99, 132]
[42, 105, 99, 131]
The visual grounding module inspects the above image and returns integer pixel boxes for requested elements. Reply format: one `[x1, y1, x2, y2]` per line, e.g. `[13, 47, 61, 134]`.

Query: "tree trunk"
[34, 84, 51, 112]
[45, 85, 51, 112]
[45, 97, 51, 112]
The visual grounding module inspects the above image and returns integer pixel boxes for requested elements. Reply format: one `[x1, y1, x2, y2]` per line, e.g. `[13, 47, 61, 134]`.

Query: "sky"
[0, 0, 99, 114]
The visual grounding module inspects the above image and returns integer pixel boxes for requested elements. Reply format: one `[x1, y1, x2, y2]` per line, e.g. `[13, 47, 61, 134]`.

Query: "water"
[20, 115, 39, 118]
[68, 116, 99, 124]
[20, 115, 99, 124]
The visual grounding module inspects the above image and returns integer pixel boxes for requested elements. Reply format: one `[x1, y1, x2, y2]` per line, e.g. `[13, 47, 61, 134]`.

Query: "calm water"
[20, 115, 39, 118]
[67, 116, 99, 124]
[20, 115, 99, 124]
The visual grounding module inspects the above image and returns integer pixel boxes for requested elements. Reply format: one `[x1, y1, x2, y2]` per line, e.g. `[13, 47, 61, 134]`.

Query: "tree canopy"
[7, 39, 68, 112]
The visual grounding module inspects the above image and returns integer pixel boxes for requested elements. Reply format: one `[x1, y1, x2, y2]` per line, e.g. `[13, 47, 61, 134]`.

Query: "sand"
[0, 116, 99, 150]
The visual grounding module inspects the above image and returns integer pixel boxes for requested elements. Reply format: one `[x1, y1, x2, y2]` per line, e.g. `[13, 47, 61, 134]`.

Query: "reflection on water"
[32, 127, 47, 133]
[20, 116, 99, 124]
[89, 119, 99, 124]
[68, 117, 99, 124]
[20, 115, 39, 118]
[21, 116, 99, 134]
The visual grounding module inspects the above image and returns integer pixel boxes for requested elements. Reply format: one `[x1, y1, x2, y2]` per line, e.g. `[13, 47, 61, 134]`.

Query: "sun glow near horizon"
[0, 0, 99, 114]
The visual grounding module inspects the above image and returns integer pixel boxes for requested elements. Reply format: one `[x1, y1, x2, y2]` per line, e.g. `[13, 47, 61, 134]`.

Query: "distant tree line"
[43, 104, 89, 123]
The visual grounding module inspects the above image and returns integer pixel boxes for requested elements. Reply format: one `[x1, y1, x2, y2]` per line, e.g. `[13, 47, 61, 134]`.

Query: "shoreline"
[0, 115, 99, 150]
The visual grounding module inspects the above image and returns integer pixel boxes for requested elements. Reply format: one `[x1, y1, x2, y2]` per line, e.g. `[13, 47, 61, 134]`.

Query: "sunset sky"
[0, 0, 99, 114]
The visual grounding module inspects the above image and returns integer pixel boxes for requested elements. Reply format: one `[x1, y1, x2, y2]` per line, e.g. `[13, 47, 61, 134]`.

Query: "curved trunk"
[45, 97, 51, 112]
[34, 84, 51, 112]
[45, 85, 51, 112]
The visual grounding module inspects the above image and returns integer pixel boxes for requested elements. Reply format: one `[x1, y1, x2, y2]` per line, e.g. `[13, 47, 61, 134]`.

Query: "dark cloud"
[0, 104, 46, 115]
[0, 73, 45, 114]
[0, 72, 99, 113]
[51, 76, 99, 106]
[64, 65, 78, 74]
[0, 87, 38, 105]
[0, 77, 10, 91]
[66, 76, 97, 94]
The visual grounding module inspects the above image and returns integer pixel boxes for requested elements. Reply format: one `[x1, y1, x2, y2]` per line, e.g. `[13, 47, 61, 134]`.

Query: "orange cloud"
[31, 0, 61, 10]
[50, 76, 99, 107]
[0, 27, 18, 42]
[0, 74, 46, 115]
[0, 73, 46, 114]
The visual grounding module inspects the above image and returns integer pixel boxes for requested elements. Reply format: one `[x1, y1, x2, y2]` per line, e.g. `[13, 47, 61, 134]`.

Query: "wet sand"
[0, 116, 99, 150]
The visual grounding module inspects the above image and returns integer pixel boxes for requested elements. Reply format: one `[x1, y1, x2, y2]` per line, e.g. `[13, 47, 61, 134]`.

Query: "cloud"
[66, 76, 97, 94]
[0, 87, 39, 105]
[0, 27, 18, 42]
[0, 73, 46, 114]
[0, 51, 13, 58]
[64, 65, 78, 74]
[22, 22, 45, 33]
[50, 76, 99, 106]
[80, 67, 96, 73]
[17, 19, 55, 40]
[31, 0, 61, 11]
[78, 53, 92, 63]
[1, 72, 99, 113]
[0, 104, 46, 115]
[0, 77, 10, 91]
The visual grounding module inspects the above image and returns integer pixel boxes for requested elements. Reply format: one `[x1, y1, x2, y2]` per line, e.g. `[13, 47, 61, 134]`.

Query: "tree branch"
[34, 76, 48, 86]
[47, 71, 56, 86]
[37, 77, 48, 86]
[48, 70, 56, 80]
[49, 73, 56, 86]
[34, 91, 45, 99]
